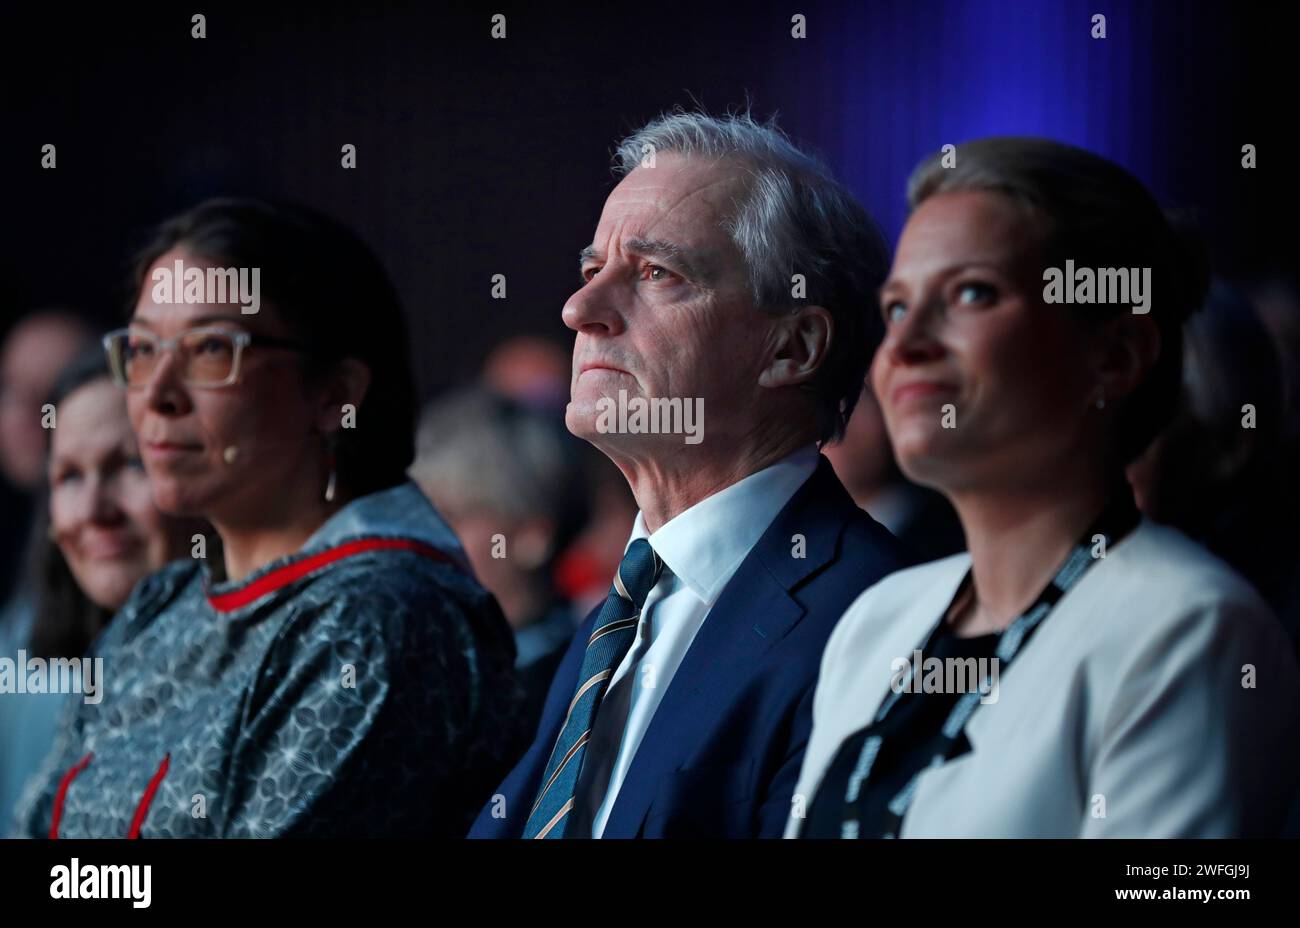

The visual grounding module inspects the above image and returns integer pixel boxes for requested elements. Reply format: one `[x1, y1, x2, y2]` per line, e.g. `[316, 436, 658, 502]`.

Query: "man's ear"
[1095, 313, 1160, 405]
[758, 305, 833, 389]
[316, 358, 372, 436]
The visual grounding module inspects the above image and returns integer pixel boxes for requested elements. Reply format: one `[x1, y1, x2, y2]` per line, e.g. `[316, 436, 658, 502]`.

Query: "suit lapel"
[602, 457, 852, 835]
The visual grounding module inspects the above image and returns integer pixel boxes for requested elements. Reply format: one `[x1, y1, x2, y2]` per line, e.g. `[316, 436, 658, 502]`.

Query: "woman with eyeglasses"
[16, 198, 526, 837]
[785, 138, 1300, 838]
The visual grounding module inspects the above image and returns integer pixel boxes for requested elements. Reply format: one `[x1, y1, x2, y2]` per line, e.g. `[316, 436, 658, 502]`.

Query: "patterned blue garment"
[12, 482, 527, 838]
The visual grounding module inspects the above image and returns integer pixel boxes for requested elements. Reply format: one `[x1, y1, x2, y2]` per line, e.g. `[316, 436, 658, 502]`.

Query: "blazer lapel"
[602, 457, 852, 835]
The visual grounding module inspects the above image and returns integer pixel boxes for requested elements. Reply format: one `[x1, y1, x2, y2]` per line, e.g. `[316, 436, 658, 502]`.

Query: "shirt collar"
[627, 445, 820, 606]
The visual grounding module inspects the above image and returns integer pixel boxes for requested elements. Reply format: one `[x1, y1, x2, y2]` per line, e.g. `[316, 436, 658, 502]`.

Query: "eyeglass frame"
[102, 324, 306, 389]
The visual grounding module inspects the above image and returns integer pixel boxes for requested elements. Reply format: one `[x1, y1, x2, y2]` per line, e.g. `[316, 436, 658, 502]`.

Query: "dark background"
[2, 0, 1292, 399]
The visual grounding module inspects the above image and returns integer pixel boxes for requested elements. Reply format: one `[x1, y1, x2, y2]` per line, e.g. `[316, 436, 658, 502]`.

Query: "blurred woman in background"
[411, 386, 591, 736]
[788, 138, 1300, 838]
[0, 312, 95, 658]
[16, 198, 525, 837]
[1, 348, 198, 830]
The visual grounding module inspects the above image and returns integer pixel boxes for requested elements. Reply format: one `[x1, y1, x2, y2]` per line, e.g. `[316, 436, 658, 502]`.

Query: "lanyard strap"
[839, 491, 1140, 839]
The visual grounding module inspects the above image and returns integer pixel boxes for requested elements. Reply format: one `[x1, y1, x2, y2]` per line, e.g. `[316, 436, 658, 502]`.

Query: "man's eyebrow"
[625, 238, 708, 279]
[578, 239, 715, 282]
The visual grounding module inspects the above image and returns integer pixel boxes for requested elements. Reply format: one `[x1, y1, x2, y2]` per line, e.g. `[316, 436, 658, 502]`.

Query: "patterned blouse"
[13, 482, 527, 838]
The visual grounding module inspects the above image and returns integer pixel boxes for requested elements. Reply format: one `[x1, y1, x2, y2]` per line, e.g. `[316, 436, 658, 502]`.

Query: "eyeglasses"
[103, 326, 304, 389]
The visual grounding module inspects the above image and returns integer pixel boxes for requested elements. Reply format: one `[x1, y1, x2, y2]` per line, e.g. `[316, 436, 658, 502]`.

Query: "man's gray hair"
[613, 109, 889, 443]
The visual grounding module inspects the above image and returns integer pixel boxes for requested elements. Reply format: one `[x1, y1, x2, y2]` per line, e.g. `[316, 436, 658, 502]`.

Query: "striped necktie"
[523, 537, 664, 839]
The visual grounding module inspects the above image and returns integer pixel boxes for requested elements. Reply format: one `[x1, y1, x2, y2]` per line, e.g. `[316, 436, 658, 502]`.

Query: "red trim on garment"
[127, 754, 170, 839]
[206, 538, 459, 613]
[49, 751, 94, 838]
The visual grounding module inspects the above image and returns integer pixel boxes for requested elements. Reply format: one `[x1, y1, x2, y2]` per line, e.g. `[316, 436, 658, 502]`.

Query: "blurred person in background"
[1, 348, 201, 828]
[480, 336, 638, 616]
[481, 335, 574, 416]
[552, 460, 639, 617]
[0, 312, 95, 493]
[825, 381, 965, 561]
[1247, 275, 1300, 528]
[1249, 275, 1300, 425]
[0, 312, 96, 655]
[15, 198, 525, 837]
[411, 386, 592, 735]
[1128, 280, 1300, 652]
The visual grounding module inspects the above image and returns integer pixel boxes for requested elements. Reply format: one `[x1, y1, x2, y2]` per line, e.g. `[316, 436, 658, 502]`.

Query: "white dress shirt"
[573, 444, 820, 837]
[784, 519, 1300, 837]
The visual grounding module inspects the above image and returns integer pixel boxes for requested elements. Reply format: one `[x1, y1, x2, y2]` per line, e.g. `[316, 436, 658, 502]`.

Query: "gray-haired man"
[471, 110, 910, 838]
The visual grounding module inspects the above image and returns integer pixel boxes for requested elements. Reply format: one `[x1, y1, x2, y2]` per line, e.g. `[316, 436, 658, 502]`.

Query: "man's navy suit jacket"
[469, 455, 911, 838]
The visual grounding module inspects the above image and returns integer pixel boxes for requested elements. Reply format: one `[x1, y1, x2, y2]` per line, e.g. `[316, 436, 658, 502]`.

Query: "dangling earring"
[1094, 386, 1106, 410]
[324, 440, 338, 503]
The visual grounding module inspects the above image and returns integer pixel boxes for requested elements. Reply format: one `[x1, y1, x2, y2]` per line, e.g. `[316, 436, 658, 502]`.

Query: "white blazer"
[786, 519, 1300, 837]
